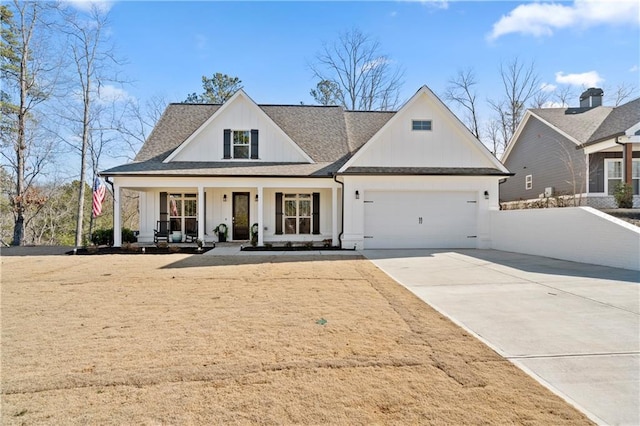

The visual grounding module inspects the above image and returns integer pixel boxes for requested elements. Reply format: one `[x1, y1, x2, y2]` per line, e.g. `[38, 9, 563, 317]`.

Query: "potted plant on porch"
[214, 223, 228, 242]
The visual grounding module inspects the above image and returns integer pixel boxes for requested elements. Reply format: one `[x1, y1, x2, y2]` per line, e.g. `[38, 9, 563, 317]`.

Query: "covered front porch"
[111, 176, 343, 247]
[584, 139, 640, 208]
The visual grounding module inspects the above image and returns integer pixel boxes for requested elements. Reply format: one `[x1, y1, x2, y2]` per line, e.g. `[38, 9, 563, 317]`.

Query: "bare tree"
[609, 82, 637, 106]
[489, 58, 540, 143]
[484, 119, 503, 157]
[1, 2, 60, 245]
[115, 94, 167, 161]
[310, 28, 404, 111]
[60, 4, 121, 246]
[488, 58, 541, 151]
[444, 68, 480, 138]
[554, 86, 576, 107]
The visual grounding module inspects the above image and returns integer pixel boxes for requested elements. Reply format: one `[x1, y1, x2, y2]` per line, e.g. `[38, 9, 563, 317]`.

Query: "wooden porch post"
[624, 143, 633, 185]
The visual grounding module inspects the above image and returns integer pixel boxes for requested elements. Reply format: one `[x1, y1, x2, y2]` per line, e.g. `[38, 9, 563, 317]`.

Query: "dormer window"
[223, 129, 259, 159]
[412, 120, 432, 131]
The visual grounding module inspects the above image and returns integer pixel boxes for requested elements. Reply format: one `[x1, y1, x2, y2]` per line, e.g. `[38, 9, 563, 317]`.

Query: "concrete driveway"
[363, 249, 639, 426]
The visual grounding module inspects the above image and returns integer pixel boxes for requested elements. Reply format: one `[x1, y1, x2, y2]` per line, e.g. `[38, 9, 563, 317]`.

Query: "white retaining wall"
[491, 207, 640, 271]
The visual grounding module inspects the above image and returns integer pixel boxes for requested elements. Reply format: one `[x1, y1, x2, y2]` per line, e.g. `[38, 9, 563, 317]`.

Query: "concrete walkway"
[363, 249, 639, 426]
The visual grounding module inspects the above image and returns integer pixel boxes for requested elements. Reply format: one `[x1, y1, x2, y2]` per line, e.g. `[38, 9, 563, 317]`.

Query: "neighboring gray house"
[500, 88, 640, 208]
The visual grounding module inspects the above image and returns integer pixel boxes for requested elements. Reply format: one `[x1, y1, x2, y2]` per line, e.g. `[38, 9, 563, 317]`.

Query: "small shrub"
[285, 241, 292, 248]
[304, 241, 314, 249]
[614, 183, 633, 208]
[157, 241, 168, 249]
[264, 243, 273, 249]
[322, 239, 332, 248]
[168, 245, 180, 253]
[91, 228, 137, 246]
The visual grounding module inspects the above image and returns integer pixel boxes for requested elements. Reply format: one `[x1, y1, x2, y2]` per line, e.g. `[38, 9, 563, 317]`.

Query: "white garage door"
[363, 191, 478, 249]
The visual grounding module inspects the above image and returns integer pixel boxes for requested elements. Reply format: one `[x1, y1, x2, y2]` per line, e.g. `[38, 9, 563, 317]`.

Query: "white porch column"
[332, 186, 339, 246]
[113, 184, 122, 247]
[198, 185, 205, 241]
[257, 186, 264, 246]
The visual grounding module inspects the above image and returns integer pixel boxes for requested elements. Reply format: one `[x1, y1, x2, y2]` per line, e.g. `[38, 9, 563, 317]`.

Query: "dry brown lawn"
[1, 253, 592, 425]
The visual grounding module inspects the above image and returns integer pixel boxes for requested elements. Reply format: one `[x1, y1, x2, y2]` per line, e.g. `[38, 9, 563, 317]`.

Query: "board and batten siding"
[350, 92, 495, 169]
[501, 116, 587, 202]
[170, 96, 309, 163]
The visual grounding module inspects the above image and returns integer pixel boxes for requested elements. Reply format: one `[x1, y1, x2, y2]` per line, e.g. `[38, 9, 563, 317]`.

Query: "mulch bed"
[67, 246, 214, 255]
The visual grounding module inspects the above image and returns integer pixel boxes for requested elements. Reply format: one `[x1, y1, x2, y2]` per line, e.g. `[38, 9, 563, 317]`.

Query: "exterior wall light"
[484, 190, 489, 200]
[355, 190, 360, 199]
[223, 194, 227, 202]
[255, 194, 259, 202]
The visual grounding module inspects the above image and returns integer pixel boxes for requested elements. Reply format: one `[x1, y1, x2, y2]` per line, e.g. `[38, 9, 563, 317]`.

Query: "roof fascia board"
[626, 121, 640, 137]
[501, 111, 531, 162]
[338, 85, 509, 173]
[582, 138, 620, 155]
[163, 90, 314, 164]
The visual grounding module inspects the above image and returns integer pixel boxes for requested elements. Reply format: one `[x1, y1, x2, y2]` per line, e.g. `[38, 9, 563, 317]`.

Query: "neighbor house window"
[412, 120, 432, 131]
[283, 193, 311, 234]
[606, 159, 640, 195]
[232, 130, 250, 159]
[525, 174, 533, 190]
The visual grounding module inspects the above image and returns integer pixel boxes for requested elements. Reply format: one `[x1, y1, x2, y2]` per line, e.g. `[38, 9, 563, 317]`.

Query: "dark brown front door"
[232, 192, 250, 240]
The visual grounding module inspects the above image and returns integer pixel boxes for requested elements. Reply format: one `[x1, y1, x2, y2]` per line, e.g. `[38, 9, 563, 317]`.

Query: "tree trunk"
[75, 75, 91, 247]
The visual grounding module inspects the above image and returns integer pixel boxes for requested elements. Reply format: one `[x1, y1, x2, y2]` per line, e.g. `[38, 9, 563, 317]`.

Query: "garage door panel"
[363, 191, 477, 249]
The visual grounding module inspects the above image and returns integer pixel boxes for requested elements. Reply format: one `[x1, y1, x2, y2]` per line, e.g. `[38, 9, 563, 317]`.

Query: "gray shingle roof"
[105, 102, 395, 177]
[530, 106, 613, 143]
[135, 104, 221, 162]
[587, 97, 640, 144]
[529, 97, 640, 146]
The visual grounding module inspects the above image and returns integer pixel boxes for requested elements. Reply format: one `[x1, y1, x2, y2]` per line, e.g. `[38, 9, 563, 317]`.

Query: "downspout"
[333, 172, 344, 249]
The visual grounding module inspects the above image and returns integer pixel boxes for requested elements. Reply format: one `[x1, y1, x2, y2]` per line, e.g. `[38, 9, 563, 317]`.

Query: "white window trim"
[604, 159, 623, 195]
[525, 174, 533, 190]
[411, 119, 432, 131]
[232, 130, 251, 159]
[283, 193, 312, 235]
[604, 158, 640, 195]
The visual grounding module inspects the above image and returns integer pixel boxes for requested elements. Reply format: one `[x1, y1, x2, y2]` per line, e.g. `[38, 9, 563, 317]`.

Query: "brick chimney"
[579, 88, 603, 108]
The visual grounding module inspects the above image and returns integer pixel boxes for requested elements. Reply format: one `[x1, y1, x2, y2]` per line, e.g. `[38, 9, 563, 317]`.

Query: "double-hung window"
[223, 129, 258, 159]
[605, 159, 640, 195]
[284, 194, 311, 234]
[233, 130, 250, 159]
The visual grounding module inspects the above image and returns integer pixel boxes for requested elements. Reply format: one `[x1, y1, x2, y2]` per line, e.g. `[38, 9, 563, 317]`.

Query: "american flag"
[92, 177, 106, 218]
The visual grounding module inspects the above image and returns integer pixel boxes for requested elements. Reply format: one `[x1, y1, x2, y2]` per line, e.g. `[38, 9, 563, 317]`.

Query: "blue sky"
[75, 0, 639, 111]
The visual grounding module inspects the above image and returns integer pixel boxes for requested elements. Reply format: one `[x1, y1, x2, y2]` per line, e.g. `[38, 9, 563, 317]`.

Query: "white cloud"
[540, 82, 557, 92]
[488, 0, 639, 40]
[97, 84, 132, 104]
[65, 0, 113, 13]
[630, 65, 639, 72]
[555, 71, 604, 87]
